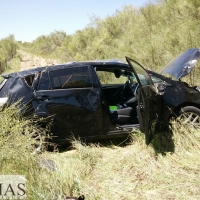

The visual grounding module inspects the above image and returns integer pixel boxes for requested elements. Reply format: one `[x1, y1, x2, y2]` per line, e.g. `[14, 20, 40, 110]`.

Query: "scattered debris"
[36, 157, 58, 171]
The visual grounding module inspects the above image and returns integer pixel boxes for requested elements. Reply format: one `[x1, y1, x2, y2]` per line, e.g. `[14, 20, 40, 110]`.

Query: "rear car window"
[24, 74, 35, 87]
[38, 72, 50, 90]
[49, 66, 92, 90]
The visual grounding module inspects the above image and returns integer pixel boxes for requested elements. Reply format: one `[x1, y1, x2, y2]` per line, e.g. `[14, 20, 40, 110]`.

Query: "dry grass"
[35, 123, 200, 200]
[1, 105, 200, 199]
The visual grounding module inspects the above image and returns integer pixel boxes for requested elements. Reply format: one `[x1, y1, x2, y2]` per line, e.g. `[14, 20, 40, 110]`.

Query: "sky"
[0, 0, 152, 42]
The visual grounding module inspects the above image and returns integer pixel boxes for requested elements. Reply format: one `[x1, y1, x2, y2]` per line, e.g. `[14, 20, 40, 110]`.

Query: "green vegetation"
[22, 0, 200, 70]
[0, 104, 49, 199]
[20, 0, 200, 85]
[0, 35, 19, 74]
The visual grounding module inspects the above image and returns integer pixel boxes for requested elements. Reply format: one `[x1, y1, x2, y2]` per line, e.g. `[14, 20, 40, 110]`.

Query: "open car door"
[126, 57, 164, 144]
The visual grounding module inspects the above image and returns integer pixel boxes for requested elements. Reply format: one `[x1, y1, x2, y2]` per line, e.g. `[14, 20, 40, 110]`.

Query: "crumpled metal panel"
[8, 76, 33, 107]
[160, 48, 200, 79]
[32, 88, 112, 143]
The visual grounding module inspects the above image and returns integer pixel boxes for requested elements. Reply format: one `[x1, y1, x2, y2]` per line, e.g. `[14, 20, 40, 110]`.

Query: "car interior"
[96, 68, 139, 125]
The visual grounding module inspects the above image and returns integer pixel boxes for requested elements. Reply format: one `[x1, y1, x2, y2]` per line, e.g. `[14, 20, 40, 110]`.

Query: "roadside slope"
[19, 50, 60, 71]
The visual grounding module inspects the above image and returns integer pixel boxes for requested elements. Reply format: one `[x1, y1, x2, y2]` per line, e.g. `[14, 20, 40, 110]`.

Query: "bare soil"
[19, 50, 60, 71]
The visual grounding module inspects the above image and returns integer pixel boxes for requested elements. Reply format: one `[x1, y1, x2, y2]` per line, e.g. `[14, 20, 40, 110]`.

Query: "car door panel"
[33, 88, 103, 143]
[137, 85, 163, 144]
[32, 66, 106, 143]
[126, 57, 164, 144]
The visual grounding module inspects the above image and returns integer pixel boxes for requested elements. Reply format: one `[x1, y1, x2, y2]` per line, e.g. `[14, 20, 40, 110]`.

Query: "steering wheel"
[120, 81, 139, 104]
[121, 80, 132, 99]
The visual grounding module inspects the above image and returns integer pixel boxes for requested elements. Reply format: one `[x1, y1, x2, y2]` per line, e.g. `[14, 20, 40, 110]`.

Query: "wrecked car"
[0, 48, 199, 145]
[151, 48, 200, 127]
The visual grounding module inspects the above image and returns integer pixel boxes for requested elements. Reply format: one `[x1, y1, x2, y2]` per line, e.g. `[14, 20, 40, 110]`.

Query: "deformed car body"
[151, 48, 200, 126]
[0, 48, 200, 145]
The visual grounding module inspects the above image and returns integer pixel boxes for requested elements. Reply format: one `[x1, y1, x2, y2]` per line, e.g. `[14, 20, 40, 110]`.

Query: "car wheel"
[176, 106, 200, 127]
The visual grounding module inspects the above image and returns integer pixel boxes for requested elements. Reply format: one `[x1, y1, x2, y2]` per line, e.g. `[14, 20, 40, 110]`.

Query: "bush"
[0, 35, 18, 73]
[0, 104, 47, 170]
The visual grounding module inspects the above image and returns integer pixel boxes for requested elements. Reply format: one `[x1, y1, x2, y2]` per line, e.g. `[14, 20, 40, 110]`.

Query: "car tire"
[176, 106, 200, 126]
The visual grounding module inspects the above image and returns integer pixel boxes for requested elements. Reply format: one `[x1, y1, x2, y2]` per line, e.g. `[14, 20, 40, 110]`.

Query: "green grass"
[1, 105, 200, 199]
[4, 52, 21, 74]
[0, 52, 21, 83]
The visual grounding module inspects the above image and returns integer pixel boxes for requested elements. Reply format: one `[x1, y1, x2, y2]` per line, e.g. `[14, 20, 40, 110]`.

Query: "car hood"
[160, 48, 200, 79]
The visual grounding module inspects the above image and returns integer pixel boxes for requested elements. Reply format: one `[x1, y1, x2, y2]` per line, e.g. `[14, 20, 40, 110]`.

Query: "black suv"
[0, 58, 162, 143]
[0, 48, 200, 145]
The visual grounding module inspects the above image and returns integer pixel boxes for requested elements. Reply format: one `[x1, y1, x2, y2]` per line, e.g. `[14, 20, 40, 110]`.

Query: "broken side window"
[24, 74, 35, 87]
[49, 66, 92, 90]
[37, 72, 50, 90]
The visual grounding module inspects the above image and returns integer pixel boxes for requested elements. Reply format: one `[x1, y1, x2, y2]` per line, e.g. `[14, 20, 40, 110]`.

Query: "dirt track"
[19, 50, 60, 71]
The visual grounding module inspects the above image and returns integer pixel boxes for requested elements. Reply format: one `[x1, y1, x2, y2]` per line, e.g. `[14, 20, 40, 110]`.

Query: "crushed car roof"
[2, 59, 129, 78]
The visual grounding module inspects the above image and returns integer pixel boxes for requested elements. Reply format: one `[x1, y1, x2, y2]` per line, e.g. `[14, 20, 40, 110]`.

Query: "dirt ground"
[19, 50, 60, 71]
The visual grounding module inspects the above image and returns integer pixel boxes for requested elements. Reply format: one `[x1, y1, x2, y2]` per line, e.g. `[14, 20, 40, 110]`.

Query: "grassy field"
[0, 104, 200, 200]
